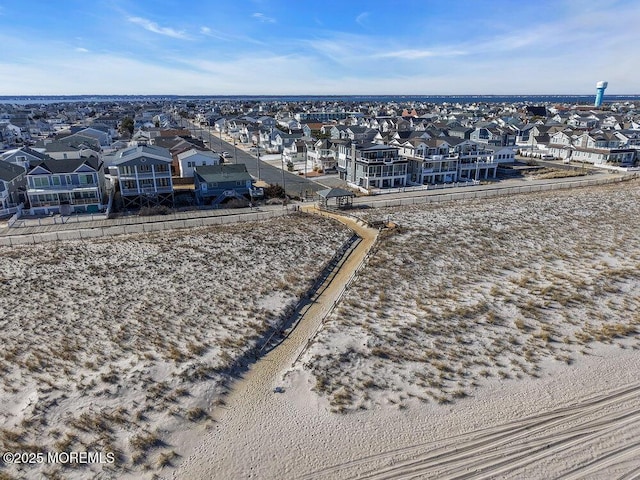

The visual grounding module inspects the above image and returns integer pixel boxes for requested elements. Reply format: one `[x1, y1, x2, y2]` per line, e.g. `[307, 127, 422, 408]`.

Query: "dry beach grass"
[301, 180, 640, 411]
[0, 213, 350, 479]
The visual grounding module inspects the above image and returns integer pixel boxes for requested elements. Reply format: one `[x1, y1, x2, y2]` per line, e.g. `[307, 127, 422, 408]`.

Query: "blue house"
[26, 158, 105, 215]
[194, 164, 262, 206]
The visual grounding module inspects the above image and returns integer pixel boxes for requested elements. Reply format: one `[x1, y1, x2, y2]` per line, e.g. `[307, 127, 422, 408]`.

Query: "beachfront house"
[109, 145, 174, 209]
[26, 158, 105, 215]
[194, 164, 262, 206]
[338, 142, 407, 190]
[450, 139, 499, 181]
[0, 161, 26, 216]
[402, 138, 459, 185]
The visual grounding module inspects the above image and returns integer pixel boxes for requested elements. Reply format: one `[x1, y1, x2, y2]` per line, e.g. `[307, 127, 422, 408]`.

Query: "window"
[51, 176, 61, 186]
[79, 174, 94, 184]
[32, 177, 49, 187]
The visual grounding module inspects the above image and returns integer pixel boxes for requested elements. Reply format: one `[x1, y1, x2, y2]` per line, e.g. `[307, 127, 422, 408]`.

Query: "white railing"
[6, 203, 24, 227]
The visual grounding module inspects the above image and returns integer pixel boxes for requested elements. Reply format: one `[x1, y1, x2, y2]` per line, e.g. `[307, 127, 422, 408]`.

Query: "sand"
[0, 213, 351, 479]
[2, 180, 639, 479]
[175, 180, 640, 479]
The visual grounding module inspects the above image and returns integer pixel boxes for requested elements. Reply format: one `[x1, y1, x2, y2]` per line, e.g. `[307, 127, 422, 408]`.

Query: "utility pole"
[218, 119, 223, 151]
[233, 137, 237, 165]
[281, 154, 287, 205]
[257, 145, 261, 181]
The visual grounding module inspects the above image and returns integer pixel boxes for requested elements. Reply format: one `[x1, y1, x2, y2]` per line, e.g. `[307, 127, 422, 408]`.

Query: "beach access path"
[171, 207, 380, 479]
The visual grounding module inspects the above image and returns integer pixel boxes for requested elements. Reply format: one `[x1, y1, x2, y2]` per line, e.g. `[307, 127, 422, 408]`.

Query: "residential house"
[402, 138, 458, 185]
[307, 139, 340, 172]
[450, 139, 499, 181]
[109, 145, 173, 208]
[1, 146, 49, 170]
[282, 140, 310, 165]
[37, 137, 101, 161]
[270, 129, 301, 153]
[177, 149, 220, 178]
[194, 164, 260, 206]
[338, 142, 407, 190]
[0, 161, 26, 216]
[26, 158, 105, 215]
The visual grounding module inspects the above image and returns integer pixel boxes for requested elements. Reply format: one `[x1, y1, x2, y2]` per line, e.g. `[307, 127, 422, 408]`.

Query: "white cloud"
[252, 12, 276, 23]
[355, 12, 369, 26]
[375, 48, 467, 60]
[127, 16, 190, 39]
[75, 47, 89, 53]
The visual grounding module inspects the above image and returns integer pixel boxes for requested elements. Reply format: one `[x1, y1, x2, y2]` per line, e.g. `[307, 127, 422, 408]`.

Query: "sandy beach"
[176, 180, 640, 479]
[1, 181, 639, 479]
[0, 214, 351, 479]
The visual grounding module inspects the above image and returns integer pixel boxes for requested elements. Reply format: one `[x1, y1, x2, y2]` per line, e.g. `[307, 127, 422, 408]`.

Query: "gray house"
[26, 158, 105, 215]
[108, 145, 173, 209]
[194, 164, 261, 206]
[0, 161, 26, 216]
[0, 146, 50, 170]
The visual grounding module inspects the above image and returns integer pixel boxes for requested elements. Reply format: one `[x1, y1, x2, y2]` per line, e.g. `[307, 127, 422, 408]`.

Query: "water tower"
[595, 81, 608, 107]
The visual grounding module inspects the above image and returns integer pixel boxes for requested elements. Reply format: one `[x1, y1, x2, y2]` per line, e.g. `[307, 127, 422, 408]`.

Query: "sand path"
[172, 207, 380, 479]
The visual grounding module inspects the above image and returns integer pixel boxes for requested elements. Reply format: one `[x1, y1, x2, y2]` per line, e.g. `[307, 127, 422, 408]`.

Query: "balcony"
[458, 161, 498, 169]
[118, 171, 170, 180]
[28, 184, 99, 192]
[71, 198, 102, 205]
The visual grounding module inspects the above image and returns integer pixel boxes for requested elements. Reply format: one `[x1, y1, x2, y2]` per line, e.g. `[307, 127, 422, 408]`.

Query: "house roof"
[1, 146, 50, 162]
[316, 187, 355, 199]
[112, 145, 172, 165]
[28, 157, 101, 175]
[0, 160, 26, 182]
[194, 164, 252, 183]
[177, 149, 219, 161]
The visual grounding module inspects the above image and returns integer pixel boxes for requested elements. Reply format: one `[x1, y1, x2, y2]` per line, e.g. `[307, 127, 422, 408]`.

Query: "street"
[190, 123, 326, 198]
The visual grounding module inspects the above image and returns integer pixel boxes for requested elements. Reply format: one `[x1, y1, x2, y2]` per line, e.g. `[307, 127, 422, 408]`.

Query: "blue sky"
[0, 0, 637, 95]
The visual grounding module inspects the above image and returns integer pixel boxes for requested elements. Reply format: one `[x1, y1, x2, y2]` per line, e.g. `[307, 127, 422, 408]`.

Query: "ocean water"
[0, 94, 639, 105]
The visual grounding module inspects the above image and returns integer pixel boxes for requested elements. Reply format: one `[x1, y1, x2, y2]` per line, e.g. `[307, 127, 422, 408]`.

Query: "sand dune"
[0, 214, 350, 479]
[176, 180, 640, 480]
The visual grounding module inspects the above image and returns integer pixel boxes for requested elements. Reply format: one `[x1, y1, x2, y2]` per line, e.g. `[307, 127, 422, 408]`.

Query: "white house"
[176, 149, 220, 178]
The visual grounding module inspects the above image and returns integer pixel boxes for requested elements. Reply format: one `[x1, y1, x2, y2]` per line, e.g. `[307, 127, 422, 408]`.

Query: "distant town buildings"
[0, 94, 638, 216]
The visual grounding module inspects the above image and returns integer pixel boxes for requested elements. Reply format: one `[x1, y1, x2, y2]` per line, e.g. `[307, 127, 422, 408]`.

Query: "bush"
[264, 184, 286, 199]
[138, 205, 172, 216]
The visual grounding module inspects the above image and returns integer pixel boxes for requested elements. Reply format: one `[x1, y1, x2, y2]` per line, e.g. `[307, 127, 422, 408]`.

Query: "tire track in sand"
[303, 382, 640, 480]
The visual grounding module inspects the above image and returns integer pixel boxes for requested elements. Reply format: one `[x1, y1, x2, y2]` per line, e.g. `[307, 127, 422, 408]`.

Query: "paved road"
[191, 124, 326, 198]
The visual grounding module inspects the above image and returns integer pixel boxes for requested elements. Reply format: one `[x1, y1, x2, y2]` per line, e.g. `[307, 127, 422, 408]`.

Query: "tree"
[119, 117, 134, 135]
